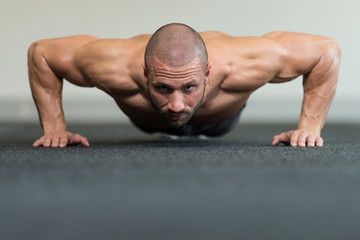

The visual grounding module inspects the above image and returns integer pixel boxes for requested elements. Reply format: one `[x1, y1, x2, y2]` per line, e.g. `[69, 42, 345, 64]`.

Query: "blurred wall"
[1, 0, 359, 124]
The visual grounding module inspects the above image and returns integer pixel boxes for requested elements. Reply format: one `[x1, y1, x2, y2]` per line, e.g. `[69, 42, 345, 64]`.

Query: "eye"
[159, 86, 168, 91]
[155, 85, 171, 93]
[184, 85, 197, 92]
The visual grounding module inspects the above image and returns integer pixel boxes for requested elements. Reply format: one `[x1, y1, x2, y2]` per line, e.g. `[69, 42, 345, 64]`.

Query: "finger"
[297, 132, 307, 147]
[68, 134, 81, 145]
[51, 137, 61, 148]
[306, 136, 316, 147]
[33, 138, 44, 147]
[68, 134, 89, 146]
[315, 136, 324, 147]
[43, 137, 52, 147]
[59, 136, 69, 148]
[272, 135, 280, 146]
[80, 137, 90, 147]
[290, 131, 299, 147]
[273, 132, 291, 146]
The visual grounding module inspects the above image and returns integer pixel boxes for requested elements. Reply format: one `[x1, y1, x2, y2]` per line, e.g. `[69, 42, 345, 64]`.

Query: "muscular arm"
[27, 35, 98, 147]
[264, 32, 341, 146]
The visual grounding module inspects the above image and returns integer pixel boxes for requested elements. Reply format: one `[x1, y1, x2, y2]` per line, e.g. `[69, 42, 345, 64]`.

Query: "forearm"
[297, 83, 336, 135]
[31, 86, 67, 134]
[28, 43, 67, 135]
[297, 41, 341, 135]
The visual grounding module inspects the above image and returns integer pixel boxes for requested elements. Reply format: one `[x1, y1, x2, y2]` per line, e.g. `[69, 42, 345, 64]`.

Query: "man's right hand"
[33, 131, 90, 148]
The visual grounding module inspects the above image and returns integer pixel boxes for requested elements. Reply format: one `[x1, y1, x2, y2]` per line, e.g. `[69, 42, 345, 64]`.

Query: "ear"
[143, 62, 149, 84]
[204, 62, 212, 85]
[143, 62, 148, 78]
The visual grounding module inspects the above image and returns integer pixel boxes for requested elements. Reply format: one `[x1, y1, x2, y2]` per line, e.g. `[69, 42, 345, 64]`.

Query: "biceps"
[30, 36, 97, 87]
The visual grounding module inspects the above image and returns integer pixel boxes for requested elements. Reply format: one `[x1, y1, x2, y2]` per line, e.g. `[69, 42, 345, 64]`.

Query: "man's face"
[145, 57, 210, 128]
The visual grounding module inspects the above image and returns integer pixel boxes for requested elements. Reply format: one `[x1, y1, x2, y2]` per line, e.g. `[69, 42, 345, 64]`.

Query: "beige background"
[1, 0, 359, 124]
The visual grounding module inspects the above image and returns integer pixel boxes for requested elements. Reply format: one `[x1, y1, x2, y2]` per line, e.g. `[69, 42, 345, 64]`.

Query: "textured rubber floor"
[0, 123, 359, 240]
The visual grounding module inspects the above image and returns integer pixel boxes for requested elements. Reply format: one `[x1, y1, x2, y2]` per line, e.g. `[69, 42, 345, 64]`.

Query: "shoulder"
[201, 30, 338, 56]
[202, 32, 285, 92]
[31, 35, 100, 52]
[29, 35, 100, 71]
[200, 31, 283, 51]
[75, 34, 151, 68]
[262, 31, 340, 59]
[201, 31, 285, 74]
[263, 31, 341, 78]
[74, 35, 151, 95]
[28, 35, 102, 87]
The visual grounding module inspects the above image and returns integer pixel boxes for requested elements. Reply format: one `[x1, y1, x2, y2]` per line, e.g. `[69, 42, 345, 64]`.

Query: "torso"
[74, 32, 283, 128]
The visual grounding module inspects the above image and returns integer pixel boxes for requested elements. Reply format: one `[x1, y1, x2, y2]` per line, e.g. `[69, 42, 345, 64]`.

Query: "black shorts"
[133, 107, 244, 137]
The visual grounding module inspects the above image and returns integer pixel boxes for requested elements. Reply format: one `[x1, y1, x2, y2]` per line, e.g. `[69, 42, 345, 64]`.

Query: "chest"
[113, 81, 250, 128]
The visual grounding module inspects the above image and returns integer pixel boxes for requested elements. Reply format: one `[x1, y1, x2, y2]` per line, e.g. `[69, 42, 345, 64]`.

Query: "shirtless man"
[27, 23, 341, 148]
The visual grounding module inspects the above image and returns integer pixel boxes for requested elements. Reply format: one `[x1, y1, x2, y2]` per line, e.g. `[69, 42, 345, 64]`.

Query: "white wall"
[1, 0, 359, 124]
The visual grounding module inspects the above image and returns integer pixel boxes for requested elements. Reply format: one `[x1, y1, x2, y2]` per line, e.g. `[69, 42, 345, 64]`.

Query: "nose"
[168, 91, 185, 113]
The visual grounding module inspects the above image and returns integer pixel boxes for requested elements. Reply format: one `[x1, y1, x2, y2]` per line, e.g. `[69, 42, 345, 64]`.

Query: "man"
[27, 23, 341, 148]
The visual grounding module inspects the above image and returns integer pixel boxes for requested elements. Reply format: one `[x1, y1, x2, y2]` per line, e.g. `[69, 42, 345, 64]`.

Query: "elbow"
[28, 41, 42, 59]
[28, 41, 42, 65]
[27, 40, 49, 70]
[326, 37, 342, 63]
[28, 42, 37, 63]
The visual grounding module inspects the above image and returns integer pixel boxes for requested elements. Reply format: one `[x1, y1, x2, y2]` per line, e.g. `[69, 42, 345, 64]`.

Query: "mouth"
[168, 114, 185, 121]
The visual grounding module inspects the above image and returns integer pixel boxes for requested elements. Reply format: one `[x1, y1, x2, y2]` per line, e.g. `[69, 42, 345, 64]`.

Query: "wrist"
[297, 122, 321, 135]
[43, 122, 67, 135]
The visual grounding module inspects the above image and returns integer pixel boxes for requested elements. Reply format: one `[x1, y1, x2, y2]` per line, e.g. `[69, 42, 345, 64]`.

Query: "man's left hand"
[272, 130, 323, 147]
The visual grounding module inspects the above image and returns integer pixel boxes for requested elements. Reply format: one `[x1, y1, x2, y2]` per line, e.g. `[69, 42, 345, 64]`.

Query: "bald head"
[145, 23, 208, 73]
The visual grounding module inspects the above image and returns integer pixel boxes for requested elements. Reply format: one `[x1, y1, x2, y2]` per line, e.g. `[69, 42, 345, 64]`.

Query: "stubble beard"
[148, 82, 206, 128]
